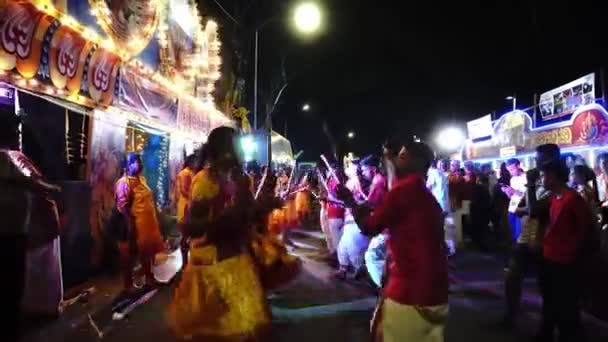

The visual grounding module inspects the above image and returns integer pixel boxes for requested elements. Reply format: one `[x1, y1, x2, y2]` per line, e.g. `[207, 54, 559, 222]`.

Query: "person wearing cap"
[338, 140, 448, 342]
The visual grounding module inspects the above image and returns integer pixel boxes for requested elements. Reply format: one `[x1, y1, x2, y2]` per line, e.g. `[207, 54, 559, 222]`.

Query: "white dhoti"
[326, 218, 344, 253]
[448, 208, 464, 249]
[443, 214, 457, 256]
[379, 298, 448, 342]
[365, 233, 388, 287]
[337, 219, 369, 271]
[22, 237, 63, 316]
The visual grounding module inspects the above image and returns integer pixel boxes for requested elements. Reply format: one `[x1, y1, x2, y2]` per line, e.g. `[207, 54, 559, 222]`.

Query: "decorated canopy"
[0, 0, 229, 139]
[462, 104, 608, 163]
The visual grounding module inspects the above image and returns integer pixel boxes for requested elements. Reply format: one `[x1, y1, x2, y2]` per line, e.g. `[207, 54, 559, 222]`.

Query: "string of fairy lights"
[24, 0, 225, 139]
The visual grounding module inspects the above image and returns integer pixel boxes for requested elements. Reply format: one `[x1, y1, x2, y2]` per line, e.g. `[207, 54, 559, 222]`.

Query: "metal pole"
[267, 122, 272, 169]
[513, 94, 516, 111]
[253, 30, 259, 130]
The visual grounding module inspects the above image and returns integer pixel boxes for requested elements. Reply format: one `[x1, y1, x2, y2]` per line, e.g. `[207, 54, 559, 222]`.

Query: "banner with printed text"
[536, 73, 595, 127]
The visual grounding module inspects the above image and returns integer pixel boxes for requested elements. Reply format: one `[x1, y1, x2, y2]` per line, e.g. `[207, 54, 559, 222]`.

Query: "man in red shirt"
[338, 140, 448, 342]
[530, 157, 591, 342]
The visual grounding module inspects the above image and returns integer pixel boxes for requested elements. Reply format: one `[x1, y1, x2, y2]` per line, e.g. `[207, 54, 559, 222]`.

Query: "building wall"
[88, 109, 127, 267]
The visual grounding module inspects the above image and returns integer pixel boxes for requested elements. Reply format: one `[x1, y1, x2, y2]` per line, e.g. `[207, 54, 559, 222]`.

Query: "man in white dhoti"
[335, 159, 370, 279]
[338, 140, 449, 342]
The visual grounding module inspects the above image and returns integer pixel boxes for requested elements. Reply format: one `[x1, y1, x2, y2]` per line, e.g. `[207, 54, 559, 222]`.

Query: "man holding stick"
[336, 140, 448, 342]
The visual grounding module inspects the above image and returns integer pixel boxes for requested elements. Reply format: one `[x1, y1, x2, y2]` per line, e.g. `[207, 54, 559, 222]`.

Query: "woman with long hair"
[168, 127, 271, 341]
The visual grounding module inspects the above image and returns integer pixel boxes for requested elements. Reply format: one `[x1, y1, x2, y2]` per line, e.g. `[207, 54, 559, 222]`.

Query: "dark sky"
[220, 0, 608, 161]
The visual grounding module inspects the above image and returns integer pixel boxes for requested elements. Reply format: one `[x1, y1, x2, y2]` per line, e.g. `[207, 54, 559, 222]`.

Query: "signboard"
[539, 73, 595, 121]
[467, 114, 492, 140]
[499, 146, 516, 158]
[0, 83, 15, 107]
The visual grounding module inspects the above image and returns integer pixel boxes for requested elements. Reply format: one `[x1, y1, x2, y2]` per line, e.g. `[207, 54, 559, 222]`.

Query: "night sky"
[212, 0, 608, 161]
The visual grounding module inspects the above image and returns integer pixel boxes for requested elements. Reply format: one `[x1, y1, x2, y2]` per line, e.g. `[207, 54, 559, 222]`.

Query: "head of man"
[437, 159, 449, 172]
[480, 163, 492, 175]
[449, 160, 460, 173]
[464, 161, 475, 175]
[345, 159, 360, 179]
[383, 140, 434, 177]
[535, 144, 560, 167]
[506, 158, 522, 177]
[126, 153, 143, 176]
[361, 155, 380, 181]
[539, 159, 569, 192]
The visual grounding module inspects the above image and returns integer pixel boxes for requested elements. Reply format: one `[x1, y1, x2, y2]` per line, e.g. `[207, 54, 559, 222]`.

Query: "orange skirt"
[268, 208, 287, 236]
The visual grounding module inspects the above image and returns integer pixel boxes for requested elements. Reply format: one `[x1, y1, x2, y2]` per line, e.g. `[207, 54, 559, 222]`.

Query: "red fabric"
[543, 189, 592, 265]
[326, 179, 345, 218]
[364, 174, 448, 306]
[448, 173, 464, 210]
[367, 173, 387, 208]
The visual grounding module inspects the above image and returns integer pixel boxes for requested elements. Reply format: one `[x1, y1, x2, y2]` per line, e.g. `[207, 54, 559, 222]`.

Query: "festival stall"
[0, 0, 231, 284]
[462, 73, 608, 321]
[462, 73, 607, 169]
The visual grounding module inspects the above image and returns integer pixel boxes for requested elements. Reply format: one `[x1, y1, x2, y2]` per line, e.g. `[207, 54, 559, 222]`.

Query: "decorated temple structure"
[462, 73, 608, 170]
[0, 0, 231, 285]
[462, 104, 608, 170]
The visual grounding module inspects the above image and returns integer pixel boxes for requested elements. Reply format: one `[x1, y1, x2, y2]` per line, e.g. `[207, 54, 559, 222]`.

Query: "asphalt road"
[22, 227, 608, 342]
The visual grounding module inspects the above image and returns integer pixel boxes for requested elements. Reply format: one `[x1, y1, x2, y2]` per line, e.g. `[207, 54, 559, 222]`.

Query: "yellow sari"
[168, 169, 270, 340]
[176, 167, 193, 224]
[116, 175, 164, 257]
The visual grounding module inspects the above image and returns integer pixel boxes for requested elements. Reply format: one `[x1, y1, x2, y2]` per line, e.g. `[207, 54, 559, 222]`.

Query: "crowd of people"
[305, 141, 603, 342]
[110, 131, 604, 341]
[3, 117, 605, 341]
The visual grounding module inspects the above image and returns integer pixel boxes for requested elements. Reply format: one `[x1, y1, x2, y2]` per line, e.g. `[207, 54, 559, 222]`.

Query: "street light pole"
[253, 29, 259, 130]
[506, 95, 517, 111]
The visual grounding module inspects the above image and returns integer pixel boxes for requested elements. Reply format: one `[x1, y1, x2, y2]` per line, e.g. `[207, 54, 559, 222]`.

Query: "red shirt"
[327, 179, 345, 219]
[544, 189, 592, 265]
[368, 173, 387, 208]
[448, 173, 464, 210]
[364, 174, 448, 306]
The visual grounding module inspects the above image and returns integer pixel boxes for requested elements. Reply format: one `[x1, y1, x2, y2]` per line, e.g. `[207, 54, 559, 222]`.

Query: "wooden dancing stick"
[320, 154, 340, 184]
[254, 166, 268, 200]
[284, 161, 297, 197]
[316, 168, 330, 193]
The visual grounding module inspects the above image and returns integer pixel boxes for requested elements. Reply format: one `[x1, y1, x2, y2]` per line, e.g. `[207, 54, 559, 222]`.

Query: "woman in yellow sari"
[295, 173, 311, 224]
[176, 154, 195, 264]
[115, 153, 164, 290]
[168, 127, 271, 341]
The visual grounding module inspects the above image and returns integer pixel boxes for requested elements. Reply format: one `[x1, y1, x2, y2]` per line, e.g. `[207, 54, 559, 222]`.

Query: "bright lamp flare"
[436, 127, 464, 151]
[294, 3, 321, 33]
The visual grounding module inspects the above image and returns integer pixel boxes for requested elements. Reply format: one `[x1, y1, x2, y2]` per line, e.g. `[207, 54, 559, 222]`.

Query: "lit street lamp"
[435, 127, 464, 151]
[253, 2, 323, 130]
[302, 103, 310, 112]
[294, 2, 322, 33]
[506, 95, 516, 111]
[347, 131, 355, 139]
